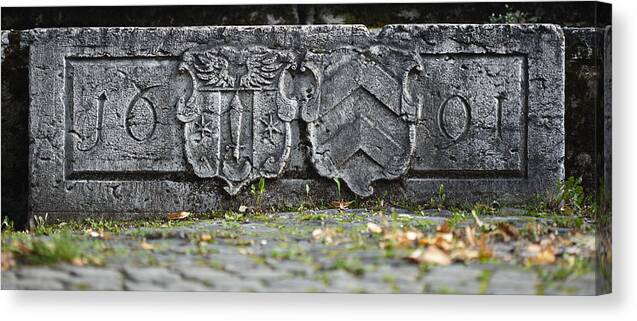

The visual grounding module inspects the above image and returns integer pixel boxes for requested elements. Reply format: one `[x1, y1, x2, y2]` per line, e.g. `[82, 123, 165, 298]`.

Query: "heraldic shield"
[176, 46, 301, 195]
[305, 46, 422, 197]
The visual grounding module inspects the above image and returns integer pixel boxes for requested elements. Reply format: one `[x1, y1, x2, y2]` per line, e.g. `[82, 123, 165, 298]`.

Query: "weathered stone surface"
[28, 25, 564, 219]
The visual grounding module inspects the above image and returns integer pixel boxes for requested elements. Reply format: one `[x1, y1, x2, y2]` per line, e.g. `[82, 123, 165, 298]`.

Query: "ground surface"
[1, 207, 597, 294]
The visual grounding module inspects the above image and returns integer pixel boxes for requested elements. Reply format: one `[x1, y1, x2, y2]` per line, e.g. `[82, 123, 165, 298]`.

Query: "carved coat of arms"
[303, 46, 422, 197]
[176, 46, 302, 194]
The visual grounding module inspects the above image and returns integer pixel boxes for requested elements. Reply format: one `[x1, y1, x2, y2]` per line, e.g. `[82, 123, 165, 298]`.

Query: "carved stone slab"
[28, 25, 564, 219]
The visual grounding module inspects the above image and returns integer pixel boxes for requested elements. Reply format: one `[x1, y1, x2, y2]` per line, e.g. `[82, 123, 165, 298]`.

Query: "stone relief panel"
[408, 54, 527, 176]
[29, 26, 564, 217]
[305, 46, 421, 196]
[65, 58, 187, 176]
[176, 46, 298, 194]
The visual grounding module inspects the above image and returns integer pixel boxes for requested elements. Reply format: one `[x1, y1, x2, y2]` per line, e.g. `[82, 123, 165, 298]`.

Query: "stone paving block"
[365, 265, 420, 283]
[210, 278, 265, 292]
[207, 254, 260, 273]
[161, 280, 212, 292]
[420, 265, 484, 294]
[67, 276, 124, 291]
[237, 267, 289, 280]
[266, 259, 316, 277]
[123, 267, 182, 284]
[4, 278, 66, 290]
[27, 24, 564, 221]
[124, 281, 169, 291]
[489, 268, 538, 295]
[176, 266, 236, 285]
[266, 278, 326, 293]
[60, 265, 123, 279]
[393, 279, 427, 294]
[319, 270, 364, 293]
[16, 267, 73, 282]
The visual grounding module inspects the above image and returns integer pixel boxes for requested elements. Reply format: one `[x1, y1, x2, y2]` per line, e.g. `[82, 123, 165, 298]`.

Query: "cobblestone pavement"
[1, 208, 597, 294]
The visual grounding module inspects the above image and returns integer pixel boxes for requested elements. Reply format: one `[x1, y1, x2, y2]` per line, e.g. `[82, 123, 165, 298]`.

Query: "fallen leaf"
[408, 246, 452, 265]
[527, 248, 556, 265]
[367, 222, 383, 234]
[405, 230, 420, 241]
[478, 234, 493, 260]
[1, 252, 16, 271]
[312, 228, 339, 244]
[85, 229, 103, 238]
[383, 229, 423, 248]
[166, 211, 191, 220]
[140, 239, 155, 250]
[330, 200, 353, 210]
[71, 257, 85, 266]
[452, 248, 479, 262]
[199, 234, 212, 242]
[465, 226, 477, 247]
[13, 240, 32, 255]
[433, 232, 453, 251]
[497, 222, 519, 240]
[525, 242, 556, 265]
[436, 221, 451, 233]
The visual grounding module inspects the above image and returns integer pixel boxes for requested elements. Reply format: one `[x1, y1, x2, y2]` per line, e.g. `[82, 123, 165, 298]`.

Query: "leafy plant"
[250, 177, 266, 211]
[429, 184, 447, 208]
[447, 211, 466, 229]
[330, 177, 352, 209]
[333, 177, 342, 201]
[488, 5, 539, 23]
[2, 216, 15, 232]
[478, 269, 494, 294]
[554, 176, 592, 216]
[31, 214, 52, 235]
[6, 230, 84, 265]
[224, 211, 246, 223]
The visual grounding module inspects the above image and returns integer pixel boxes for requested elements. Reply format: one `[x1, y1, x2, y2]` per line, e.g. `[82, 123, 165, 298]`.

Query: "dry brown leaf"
[436, 221, 451, 233]
[1, 251, 16, 271]
[166, 211, 190, 220]
[84, 228, 105, 238]
[452, 248, 479, 262]
[367, 222, 383, 234]
[330, 200, 353, 210]
[312, 228, 339, 244]
[312, 228, 323, 239]
[383, 229, 423, 248]
[497, 222, 519, 240]
[13, 240, 32, 255]
[71, 257, 85, 266]
[527, 244, 542, 252]
[465, 226, 477, 247]
[405, 230, 420, 241]
[433, 233, 453, 252]
[140, 239, 155, 250]
[408, 246, 452, 265]
[526, 244, 556, 265]
[478, 234, 493, 260]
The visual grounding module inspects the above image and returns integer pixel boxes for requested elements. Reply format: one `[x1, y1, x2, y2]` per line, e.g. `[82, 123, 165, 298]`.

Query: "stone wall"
[1, 4, 612, 227]
[24, 25, 563, 220]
